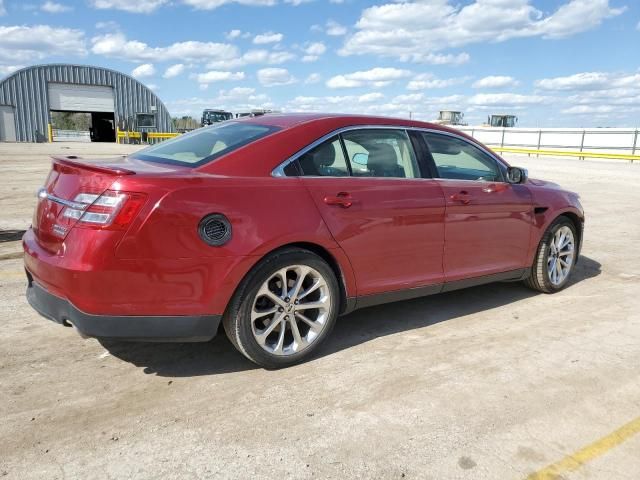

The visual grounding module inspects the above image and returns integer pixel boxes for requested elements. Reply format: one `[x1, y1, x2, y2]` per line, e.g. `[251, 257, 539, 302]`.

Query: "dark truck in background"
[201, 109, 233, 126]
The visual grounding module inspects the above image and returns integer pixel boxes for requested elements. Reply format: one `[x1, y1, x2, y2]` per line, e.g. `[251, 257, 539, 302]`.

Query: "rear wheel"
[525, 216, 577, 293]
[223, 248, 339, 369]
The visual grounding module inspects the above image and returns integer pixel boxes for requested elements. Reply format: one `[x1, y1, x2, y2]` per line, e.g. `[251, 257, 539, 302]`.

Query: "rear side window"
[298, 136, 349, 177]
[422, 132, 504, 182]
[132, 122, 279, 167]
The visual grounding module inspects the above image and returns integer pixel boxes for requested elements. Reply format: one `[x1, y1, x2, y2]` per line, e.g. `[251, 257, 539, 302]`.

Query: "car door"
[419, 131, 533, 282]
[282, 129, 446, 297]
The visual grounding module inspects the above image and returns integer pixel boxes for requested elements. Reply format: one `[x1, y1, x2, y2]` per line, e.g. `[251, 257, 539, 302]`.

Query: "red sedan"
[24, 114, 584, 368]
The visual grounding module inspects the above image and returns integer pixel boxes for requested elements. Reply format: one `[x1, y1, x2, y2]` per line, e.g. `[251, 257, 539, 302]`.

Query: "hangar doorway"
[0, 106, 16, 142]
[48, 83, 116, 142]
[50, 111, 116, 142]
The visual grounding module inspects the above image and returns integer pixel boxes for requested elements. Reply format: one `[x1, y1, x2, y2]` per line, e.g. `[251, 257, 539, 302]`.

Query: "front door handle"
[324, 192, 353, 208]
[450, 191, 472, 204]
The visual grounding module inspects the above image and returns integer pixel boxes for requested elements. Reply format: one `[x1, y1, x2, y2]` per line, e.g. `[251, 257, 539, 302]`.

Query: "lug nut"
[278, 307, 284, 312]
[284, 315, 290, 320]
[294, 299, 299, 305]
[285, 297, 291, 303]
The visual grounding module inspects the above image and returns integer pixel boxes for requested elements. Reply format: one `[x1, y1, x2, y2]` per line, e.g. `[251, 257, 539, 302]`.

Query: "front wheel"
[525, 216, 577, 293]
[223, 248, 339, 369]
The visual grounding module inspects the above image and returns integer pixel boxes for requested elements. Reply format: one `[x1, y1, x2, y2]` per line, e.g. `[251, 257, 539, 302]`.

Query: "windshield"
[132, 122, 279, 167]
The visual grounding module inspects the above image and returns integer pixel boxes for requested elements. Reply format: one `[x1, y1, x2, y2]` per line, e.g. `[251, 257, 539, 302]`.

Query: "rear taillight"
[62, 190, 146, 229]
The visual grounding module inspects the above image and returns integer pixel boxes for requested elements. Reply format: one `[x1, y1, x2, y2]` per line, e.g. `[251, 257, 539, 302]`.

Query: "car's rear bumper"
[26, 276, 220, 342]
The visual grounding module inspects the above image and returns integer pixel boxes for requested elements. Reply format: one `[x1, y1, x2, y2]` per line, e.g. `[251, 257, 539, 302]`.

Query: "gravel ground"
[1, 143, 639, 479]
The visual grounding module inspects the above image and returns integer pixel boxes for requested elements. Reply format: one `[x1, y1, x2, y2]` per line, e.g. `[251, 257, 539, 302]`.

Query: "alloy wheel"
[547, 225, 575, 286]
[250, 265, 331, 356]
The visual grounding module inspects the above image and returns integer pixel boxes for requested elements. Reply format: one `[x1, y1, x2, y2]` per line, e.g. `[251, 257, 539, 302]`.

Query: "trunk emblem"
[52, 224, 67, 237]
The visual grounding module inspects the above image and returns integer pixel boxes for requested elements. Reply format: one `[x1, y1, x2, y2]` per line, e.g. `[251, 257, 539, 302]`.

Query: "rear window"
[132, 122, 279, 167]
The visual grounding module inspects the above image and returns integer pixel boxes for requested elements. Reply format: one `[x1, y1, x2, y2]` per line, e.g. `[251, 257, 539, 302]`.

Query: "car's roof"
[240, 112, 460, 135]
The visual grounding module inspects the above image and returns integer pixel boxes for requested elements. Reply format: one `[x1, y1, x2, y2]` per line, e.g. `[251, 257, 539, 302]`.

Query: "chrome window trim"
[271, 124, 509, 179]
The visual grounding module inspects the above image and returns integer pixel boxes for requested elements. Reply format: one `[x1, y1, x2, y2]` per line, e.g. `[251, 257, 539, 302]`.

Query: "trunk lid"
[32, 155, 184, 253]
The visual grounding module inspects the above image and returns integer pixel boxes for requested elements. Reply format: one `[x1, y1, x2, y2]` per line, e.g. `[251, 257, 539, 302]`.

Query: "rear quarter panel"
[115, 175, 357, 313]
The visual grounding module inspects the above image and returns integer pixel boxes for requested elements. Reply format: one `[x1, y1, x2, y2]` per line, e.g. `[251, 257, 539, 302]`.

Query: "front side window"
[297, 136, 349, 177]
[422, 132, 503, 182]
[132, 122, 278, 167]
[342, 129, 419, 178]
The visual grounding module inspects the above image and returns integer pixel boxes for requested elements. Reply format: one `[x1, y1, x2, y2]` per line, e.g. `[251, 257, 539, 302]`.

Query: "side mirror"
[507, 166, 528, 184]
[352, 152, 368, 165]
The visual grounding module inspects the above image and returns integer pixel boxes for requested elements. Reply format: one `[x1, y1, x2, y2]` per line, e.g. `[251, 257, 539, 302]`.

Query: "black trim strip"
[347, 268, 530, 313]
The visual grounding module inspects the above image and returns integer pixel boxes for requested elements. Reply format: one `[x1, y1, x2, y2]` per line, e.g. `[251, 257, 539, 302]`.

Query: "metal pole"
[537, 129, 542, 158]
[631, 129, 638, 164]
[470, 128, 475, 138]
[500, 128, 505, 148]
[579, 130, 586, 160]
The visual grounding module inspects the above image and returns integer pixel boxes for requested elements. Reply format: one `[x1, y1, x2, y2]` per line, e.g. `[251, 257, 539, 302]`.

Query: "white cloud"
[536, 71, 640, 115]
[253, 32, 283, 44]
[41, 1, 72, 12]
[0, 65, 23, 77]
[302, 42, 326, 62]
[561, 105, 615, 114]
[226, 29, 250, 40]
[95, 21, 120, 31]
[305, 73, 321, 84]
[167, 89, 273, 117]
[473, 75, 519, 89]
[407, 73, 469, 90]
[326, 67, 411, 89]
[535, 71, 640, 90]
[468, 93, 548, 106]
[340, 0, 623, 61]
[163, 63, 185, 78]
[195, 71, 245, 84]
[326, 20, 347, 36]
[91, 32, 238, 64]
[131, 63, 155, 78]
[0, 25, 86, 63]
[182, 0, 276, 9]
[358, 92, 384, 103]
[257, 67, 296, 86]
[206, 49, 295, 69]
[90, 0, 167, 13]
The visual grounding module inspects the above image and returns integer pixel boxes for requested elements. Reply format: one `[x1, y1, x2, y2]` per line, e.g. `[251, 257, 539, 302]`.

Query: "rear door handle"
[450, 191, 472, 204]
[323, 192, 353, 208]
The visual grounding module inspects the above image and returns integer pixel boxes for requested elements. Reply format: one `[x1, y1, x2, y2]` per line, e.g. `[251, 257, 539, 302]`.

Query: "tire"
[222, 247, 340, 369]
[525, 216, 578, 293]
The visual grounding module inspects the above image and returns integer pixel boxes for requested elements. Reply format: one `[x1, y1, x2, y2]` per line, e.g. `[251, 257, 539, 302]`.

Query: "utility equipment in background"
[433, 110, 467, 126]
[201, 109, 233, 126]
[486, 114, 518, 128]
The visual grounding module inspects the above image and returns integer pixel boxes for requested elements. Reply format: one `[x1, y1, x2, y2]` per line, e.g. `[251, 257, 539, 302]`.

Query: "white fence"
[456, 126, 639, 158]
[52, 129, 91, 142]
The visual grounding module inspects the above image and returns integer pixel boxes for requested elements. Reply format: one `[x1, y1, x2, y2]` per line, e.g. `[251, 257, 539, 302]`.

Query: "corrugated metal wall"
[0, 64, 174, 142]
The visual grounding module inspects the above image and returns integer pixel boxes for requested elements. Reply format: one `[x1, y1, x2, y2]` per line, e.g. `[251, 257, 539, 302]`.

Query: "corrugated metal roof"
[0, 64, 174, 142]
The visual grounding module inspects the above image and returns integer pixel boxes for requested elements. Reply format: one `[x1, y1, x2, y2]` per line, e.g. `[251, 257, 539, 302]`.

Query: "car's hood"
[527, 177, 562, 189]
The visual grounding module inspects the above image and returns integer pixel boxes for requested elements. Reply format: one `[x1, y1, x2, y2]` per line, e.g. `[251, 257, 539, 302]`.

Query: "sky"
[0, 0, 638, 127]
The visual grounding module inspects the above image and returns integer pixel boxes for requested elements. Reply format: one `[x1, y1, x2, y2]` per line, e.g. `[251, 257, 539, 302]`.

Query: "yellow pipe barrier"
[148, 132, 180, 139]
[47, 123, 53, 143]
[489, 146, 639, 162]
